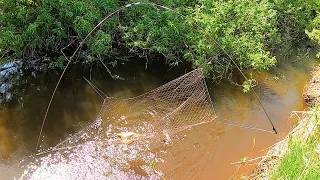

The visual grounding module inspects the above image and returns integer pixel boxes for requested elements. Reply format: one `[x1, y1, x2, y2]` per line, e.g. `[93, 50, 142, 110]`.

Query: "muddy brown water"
[0, 54, 318, 179]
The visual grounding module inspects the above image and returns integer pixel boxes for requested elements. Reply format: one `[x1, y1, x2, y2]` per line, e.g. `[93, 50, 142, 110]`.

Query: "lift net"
[55, 68, 216, 148]
[20, 69, 218, 179]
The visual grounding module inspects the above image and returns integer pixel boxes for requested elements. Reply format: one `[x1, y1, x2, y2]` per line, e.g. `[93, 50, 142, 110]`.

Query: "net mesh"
[19, 69, 218, 179]
[54, 68, 216, 148]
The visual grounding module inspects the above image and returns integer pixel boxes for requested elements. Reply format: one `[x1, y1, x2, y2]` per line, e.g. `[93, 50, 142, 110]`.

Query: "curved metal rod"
[36, 2, 171, 152]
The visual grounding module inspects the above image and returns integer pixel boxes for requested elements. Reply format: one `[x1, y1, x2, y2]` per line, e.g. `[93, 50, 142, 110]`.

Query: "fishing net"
[19, 69, 218, 179]
[53, 68, 216, 148]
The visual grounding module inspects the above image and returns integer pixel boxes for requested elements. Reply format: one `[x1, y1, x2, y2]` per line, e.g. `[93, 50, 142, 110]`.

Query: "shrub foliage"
[0, 0, 319, 78]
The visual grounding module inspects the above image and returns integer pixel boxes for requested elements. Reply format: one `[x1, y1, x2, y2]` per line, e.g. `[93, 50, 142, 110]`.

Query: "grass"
[269, 106, 320, 180]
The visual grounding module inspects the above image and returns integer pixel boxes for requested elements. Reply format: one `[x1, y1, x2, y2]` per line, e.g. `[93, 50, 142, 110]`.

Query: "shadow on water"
[0, 51, 318, 179]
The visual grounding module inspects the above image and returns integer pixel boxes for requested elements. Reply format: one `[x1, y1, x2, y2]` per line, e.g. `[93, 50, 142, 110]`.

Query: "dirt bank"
[304, 66, 320, 107]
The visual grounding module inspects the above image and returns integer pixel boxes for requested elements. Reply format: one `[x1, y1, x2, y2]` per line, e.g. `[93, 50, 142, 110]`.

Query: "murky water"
[0, 53, 318, 179]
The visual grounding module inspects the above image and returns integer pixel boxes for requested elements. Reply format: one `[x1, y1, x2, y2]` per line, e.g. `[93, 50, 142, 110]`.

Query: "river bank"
[249, 66, 320, 179]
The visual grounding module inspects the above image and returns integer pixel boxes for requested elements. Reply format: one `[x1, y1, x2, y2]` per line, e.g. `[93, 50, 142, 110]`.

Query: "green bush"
[0, 0, 117, 60]
[306, 3, 320, 58]
[0, 0, 319, 80]
[275, 0, 320, 53]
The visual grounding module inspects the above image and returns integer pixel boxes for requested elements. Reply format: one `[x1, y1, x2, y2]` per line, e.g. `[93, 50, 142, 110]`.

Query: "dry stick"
[229, 137, 259, 179]
[293, 111, 303, 122]
[230, 156, 260, 179]
[231, 156, 264, 165]
[259, 111, 311, 153]
[35, 2, 171, 152]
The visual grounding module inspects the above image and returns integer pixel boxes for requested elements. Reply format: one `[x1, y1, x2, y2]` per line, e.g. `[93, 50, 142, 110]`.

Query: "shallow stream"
[0, 53, 318, 179]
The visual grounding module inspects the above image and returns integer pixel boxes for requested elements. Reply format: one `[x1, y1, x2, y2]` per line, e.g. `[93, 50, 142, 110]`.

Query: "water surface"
[0, 54, 317, 179]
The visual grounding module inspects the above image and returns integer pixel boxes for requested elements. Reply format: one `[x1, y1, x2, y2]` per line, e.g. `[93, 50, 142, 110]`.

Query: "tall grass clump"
[270, 106, 320, 179]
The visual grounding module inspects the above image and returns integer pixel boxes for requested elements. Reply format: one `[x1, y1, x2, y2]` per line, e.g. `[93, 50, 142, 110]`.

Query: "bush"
[0, 0, 117, 60]
[0, 0, 319, 79]
[275, 0, 320, 53]
[306, 2, 320, 58]
[123, 0, 281, 77]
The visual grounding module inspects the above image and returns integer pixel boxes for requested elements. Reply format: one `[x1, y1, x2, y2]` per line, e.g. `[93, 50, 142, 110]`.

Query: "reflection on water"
[0, 108, 15, 160]
[0, 53, 318, 179]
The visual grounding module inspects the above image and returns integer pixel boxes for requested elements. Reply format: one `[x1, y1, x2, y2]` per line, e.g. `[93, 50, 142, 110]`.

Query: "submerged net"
[19, 69, 218, 179]
[55, 68, 216, 148]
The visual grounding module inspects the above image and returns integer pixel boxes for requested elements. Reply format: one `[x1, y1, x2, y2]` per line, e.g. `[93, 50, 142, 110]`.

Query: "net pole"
[207, 37, 278, 134]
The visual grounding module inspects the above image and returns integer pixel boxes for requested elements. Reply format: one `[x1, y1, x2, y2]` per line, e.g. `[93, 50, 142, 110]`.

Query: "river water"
[0, 53, 318, 179]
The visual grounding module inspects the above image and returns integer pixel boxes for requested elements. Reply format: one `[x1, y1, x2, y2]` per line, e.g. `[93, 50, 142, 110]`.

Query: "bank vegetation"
[1, 0, 320, 82]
